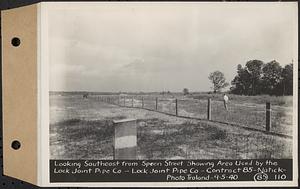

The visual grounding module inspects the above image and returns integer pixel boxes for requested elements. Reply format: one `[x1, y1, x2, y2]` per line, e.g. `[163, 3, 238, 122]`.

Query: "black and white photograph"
[48, 3, 297, 162]
[1, 1, 298, 187]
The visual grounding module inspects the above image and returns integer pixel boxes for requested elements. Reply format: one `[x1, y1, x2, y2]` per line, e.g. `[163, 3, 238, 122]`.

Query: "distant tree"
[231, 60, 292, 96]
[245, 60, 264, 95]
[261, 60, 282, 95]
[183, 88, 189, 95]
[281, 63, 293, 95]
[208, 71, 229, 93]
[231, 64, 252, 95]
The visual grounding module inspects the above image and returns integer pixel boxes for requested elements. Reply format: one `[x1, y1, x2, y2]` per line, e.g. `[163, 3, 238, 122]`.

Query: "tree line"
[208, 60, 293, 96]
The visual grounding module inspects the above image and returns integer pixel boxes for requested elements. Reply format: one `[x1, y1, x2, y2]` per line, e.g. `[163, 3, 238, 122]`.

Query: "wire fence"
[92, 95, 292, 138]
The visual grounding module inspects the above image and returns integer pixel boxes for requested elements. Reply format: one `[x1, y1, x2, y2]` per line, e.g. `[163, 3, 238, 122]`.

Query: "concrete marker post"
[113, 119, 137, 160]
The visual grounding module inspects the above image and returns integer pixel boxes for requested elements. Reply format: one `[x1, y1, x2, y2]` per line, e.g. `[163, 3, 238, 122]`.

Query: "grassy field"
[96, 93, 293, 135]
[191, 93, 293, 106]
[50, 94, 293, 160]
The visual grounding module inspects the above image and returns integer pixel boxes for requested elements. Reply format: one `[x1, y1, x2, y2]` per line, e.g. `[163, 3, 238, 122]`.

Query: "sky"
[47, 2, 298, 92]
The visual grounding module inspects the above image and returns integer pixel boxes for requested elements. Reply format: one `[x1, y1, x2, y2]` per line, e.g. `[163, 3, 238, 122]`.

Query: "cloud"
[47, 3, 297, 92]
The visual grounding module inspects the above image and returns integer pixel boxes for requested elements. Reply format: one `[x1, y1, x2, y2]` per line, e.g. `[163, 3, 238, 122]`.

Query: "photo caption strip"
[50, 159, 292, 182]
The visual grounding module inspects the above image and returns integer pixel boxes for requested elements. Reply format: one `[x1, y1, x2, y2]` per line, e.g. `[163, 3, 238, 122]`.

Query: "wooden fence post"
[266, 102, 271, 132]
[207, 98, 211, 120]
[132, 96, 134, 107]
[113, 119, 137, 160]
[175, 99, 178, 116]
[155, 97, 158, 110]
[142, 97, 144, 108]
[123, 97, 126, 106]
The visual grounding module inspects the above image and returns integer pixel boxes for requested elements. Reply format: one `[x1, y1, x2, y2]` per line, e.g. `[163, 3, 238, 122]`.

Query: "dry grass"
[50, 95, 293, 160]
[50, 118, 292, 160]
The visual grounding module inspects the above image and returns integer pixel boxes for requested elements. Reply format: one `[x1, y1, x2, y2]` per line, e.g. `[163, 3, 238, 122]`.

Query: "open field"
[50, 94, 293, 160]
[92, 93, 293, 135]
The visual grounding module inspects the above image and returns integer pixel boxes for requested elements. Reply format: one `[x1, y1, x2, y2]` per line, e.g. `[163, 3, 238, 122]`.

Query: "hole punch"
[11, 37, 21, 47]
[11, 140, 21, 150]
